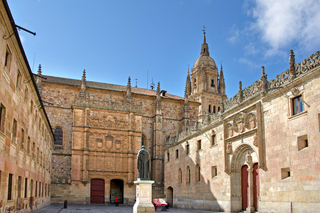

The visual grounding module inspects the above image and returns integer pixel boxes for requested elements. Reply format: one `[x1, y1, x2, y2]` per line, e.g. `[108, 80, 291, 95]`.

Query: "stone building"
[164, 48, 320, 212]
[0, 1, 54, 212]
[36, 68, 203, 204]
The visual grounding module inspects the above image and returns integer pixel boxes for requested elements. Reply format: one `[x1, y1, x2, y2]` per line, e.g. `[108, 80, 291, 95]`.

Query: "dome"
[193, 55, 217, 69]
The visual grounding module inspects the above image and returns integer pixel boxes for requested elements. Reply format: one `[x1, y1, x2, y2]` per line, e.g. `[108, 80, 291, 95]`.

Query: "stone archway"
[166, 187, 173, 207]
[230, 144, 258, 212]
[110, 179, 124, 204]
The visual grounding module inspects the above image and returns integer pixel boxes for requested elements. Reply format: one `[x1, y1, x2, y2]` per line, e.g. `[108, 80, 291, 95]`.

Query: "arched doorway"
[241, 165, 248, 210]
[230, 144, 259, 212]
[166, 187, 173, 207]
[90, 179, 105, 204]
[110, 179, 124, 204]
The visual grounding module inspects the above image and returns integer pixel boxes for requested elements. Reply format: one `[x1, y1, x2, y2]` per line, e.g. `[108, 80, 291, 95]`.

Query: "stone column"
[245, 153, 255, 213]
[133, 180, 155, 213]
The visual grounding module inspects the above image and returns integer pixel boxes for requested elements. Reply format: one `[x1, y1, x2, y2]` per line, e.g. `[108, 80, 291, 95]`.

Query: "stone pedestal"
[133, 180, 155, 213]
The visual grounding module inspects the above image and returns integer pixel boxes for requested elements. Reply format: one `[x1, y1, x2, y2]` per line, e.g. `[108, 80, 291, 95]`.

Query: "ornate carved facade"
[165, 50, 320, 212]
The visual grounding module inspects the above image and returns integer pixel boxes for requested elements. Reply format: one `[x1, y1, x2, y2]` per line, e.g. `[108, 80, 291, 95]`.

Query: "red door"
[253, 163, 259, 211]
[90, 179, 105, 204]
[241, 165, 248, 210]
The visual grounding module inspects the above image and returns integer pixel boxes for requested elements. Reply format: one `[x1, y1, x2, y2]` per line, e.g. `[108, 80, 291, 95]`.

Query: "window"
[24, 178, 28, 198]
[39, 182, 41, 197]
[208, 105, 211, 113]
[141, 134, 146, 146]
[8, 173, 13, 200]
[281, 168, 291, 179]
[213, 106, 216, 113]
[186, 166, 190, 183]
[211, 166, 217, 178]
[297, 135, 308, 151]
[178, 168, 182, 184]
[54, 128, 63, 145]
[30, 100, 33, 113]
[12, 119, 17, 143]
[194, 79, 196, 88]
[196, 165, 201, 182]
[218, 106, 220, 112]
[4, 47, 12, 70]
[30, 179, 33, 197]
[37, 148, 39, 163]
[0, 103, 6, 132]
[18, 176, 22, 198]
[16, 70, 22, 89]
[211, 78, 215, 87]
[20, 128, 25, 150]
[35, 181, 37, 197]
[292, 95, 303, 115]
[197, 140, 201, 150]
[176, 149, 179, 159]
[186, 143, 189, 155]
[211, 134, 216, 146]
[167, 152, 170, 162]
[27, 136, 30, 154]
[32, 142, 35, 159]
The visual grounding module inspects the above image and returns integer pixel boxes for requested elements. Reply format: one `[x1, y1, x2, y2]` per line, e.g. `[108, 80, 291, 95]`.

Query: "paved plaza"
[32, 204, 224, 213]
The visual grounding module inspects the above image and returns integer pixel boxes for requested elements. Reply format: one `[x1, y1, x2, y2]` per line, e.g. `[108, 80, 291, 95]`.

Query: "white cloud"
[250, 0, 320, 55]
[238, 58, 259, 69]
[227, 24, 240, 44]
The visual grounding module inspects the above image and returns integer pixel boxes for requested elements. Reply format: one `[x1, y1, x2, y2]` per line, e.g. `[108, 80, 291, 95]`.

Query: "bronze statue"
[137, 145, 150, 180]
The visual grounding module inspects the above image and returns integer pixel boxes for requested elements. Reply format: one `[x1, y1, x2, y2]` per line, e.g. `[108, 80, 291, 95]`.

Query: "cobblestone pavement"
[32, 204, 224, 213]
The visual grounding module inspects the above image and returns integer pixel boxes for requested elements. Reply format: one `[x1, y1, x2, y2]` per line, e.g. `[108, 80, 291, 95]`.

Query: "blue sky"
[7, 0, 320, 98]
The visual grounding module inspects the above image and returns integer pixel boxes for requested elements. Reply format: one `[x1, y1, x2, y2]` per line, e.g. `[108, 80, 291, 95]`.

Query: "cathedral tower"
[187, 31, 227, 120]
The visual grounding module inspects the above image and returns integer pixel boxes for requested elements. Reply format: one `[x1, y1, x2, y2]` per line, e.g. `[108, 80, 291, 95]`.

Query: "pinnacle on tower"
[37, 64, 42, 75]
[126, 77, 132, 103]
[79, 69, 87, 98]
[185, 68, 191, 97]
[289, 50, 296, 78]
[200, 27, 209, 56]
[219, 64, 226, 95]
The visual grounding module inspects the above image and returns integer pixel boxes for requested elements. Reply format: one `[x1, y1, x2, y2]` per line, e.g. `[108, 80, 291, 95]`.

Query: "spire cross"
[202, 25, 206, 35]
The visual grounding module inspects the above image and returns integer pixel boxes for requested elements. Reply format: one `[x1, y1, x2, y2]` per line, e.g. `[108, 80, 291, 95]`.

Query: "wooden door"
[253, 163, 259, 211]
[241, 165, 248, 210]
[90, 179, 105, 204]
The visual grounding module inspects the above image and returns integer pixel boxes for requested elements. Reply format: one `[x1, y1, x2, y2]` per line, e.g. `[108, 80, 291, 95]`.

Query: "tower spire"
[126, 77, 132, 103]
[185, 68, 191, 97]
[200, 26, 209, 56]
[219, 64, 226, 96]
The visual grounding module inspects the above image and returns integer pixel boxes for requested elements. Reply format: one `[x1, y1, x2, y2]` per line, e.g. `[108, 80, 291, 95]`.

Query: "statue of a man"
[137, 145, 150, 180]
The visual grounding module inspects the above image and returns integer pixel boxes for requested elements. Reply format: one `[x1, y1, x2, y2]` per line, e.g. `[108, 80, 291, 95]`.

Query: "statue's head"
[141, 145, 145, 149]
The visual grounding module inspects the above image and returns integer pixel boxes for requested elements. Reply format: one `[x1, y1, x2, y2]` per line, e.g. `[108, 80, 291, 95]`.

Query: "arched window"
[218, 106, 220, 112]
[54, 128, 63, 145]
[208, 105, 211, 113]
[186, 166, 190, 183]
[178, 168, 182, 184]
[213, 106, 216, 113]
[141, 134, 146, 146]
[194, 79, 197, 88]
[211, 78, 215, 87]
[196, 164, 201, 182]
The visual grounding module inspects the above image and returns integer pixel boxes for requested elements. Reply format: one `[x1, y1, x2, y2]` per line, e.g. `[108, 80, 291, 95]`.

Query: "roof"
[42, 75, 186, 101]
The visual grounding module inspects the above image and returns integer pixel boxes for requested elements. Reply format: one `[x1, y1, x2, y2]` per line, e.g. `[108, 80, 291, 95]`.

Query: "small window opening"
[176, 149, 179, 159]
[197, 140, 201, 150]
[297, 135, 308, 151]
[281, 167, 291, 179]
[211, 166, 217, 178]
